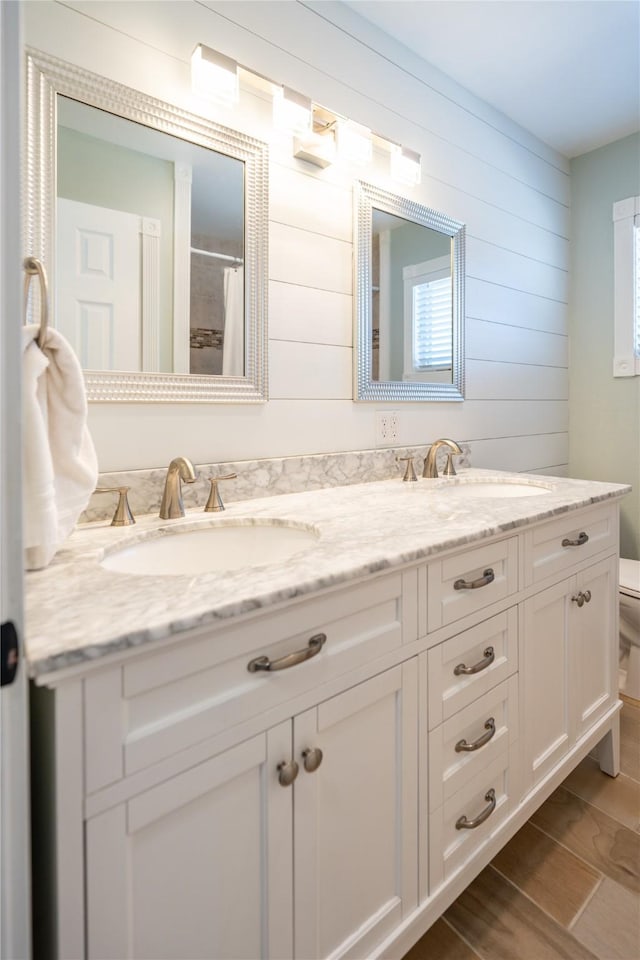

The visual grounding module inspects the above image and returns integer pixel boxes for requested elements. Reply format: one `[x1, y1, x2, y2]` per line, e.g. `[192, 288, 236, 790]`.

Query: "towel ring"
[23, 256, 49, 348]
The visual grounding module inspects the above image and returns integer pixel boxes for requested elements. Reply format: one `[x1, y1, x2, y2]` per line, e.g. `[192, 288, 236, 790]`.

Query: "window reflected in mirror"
[371, 210, 452, 384]
[354, 181, 465, 402]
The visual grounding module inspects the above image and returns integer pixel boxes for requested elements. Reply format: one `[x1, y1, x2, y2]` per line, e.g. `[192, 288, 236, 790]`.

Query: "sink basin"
[101, 520, 319, 576]
[435, 479, 552, 499]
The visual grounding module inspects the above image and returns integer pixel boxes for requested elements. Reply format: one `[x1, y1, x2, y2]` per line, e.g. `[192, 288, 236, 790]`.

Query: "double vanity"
[25, 466, 629, 960]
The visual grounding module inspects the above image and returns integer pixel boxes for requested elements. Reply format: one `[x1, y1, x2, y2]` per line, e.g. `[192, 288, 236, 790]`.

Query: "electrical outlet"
[375, 410, 400, 446]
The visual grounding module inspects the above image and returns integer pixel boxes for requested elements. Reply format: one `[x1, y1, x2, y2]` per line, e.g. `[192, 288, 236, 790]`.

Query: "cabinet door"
[293, 662, 418, 960]
[86, 723, 293, 960]
[520, 580, 572, 790]
[571, 555, 617, 740]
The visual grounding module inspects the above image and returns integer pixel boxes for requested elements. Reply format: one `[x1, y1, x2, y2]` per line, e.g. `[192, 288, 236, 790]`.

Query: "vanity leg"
[597, 717, 620, 777]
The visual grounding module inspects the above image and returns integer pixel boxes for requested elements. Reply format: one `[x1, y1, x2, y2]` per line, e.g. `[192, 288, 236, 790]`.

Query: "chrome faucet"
[422, 438, 463, 478]
[159, 456, 197, 518]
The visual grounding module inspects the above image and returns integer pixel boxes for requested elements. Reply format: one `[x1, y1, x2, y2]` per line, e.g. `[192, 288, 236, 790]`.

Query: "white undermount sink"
[100, 520, 319, 577]
[435, 478, 553, 499]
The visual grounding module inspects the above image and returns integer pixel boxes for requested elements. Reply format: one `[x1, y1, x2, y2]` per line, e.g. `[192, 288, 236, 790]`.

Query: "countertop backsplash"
[81, 444, 472, 523]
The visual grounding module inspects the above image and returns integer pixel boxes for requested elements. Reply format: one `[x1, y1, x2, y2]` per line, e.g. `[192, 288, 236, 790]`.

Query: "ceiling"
[343, 0, 640, 158]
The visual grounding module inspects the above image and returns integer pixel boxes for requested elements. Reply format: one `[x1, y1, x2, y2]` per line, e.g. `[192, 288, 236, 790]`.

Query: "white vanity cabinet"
[521, 553, 618, 789]
[84, 662, 418, 960]
[30, 498, 623, 960]
[85, 723, 294, 960]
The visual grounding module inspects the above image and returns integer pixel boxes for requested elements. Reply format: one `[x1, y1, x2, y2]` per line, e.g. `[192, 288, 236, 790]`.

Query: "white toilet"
[619, 558, 640, 701]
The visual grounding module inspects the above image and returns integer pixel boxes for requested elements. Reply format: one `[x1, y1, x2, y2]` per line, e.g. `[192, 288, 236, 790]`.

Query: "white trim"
[141, 217, 161, 372]
[613, 196, 640, 377]
[172, 162, 192, 376]
[0, 3, 32, 957]
[378, 230, 392, 381]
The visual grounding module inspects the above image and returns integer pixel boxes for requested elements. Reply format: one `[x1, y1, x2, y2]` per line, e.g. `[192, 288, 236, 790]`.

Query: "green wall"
[569, 133, 640, 560]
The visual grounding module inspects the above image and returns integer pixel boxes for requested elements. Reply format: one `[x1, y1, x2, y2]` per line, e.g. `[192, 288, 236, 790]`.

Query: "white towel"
[22, 324, 98, 570]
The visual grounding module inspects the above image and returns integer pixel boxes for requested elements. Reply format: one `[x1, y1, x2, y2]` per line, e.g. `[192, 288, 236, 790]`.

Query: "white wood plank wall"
[24, 0, 570, 476]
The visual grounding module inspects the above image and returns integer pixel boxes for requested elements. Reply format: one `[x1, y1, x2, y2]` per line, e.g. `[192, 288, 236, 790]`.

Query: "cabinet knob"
[302, 747, 323, 773]
[277, 760, 299, 787]
[572, 590, 592, 607]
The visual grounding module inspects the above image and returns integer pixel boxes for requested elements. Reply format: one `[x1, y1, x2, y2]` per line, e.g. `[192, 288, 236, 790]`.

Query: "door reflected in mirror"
[354, 181, 465, 403]
[57, 96, 245, 378]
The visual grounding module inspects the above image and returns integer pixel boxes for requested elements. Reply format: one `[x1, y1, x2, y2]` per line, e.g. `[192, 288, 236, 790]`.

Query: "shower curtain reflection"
[222, 266, 244, 376]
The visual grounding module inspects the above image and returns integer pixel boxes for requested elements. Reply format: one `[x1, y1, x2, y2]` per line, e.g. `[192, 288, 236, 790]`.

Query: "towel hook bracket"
[23, 256, 49, 349]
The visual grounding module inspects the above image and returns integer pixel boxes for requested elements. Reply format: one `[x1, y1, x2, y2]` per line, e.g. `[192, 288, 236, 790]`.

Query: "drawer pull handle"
[277, 760, 299, 787]
[248, 633, 326, 673]
[454, 568, 495, 591]
[302, 747, 323, 773]
[562, 532, 589, 547]
[572, 589, 592, 608]
[455, 718, 496, 753]
[455, 788, 497, 830]
[453, 646, 495, 676]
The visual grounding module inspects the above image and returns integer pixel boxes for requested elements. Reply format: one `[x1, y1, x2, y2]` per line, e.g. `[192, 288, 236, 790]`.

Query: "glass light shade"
[293, 130, 336, 168]
[337, 120, 372, 165]
[273, 86, 312, 134]
[191, 45, 239, 106]
[390, 145, 421, 185]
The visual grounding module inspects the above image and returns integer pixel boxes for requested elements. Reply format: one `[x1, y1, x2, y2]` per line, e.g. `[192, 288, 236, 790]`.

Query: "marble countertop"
[24, 468, 630, 679]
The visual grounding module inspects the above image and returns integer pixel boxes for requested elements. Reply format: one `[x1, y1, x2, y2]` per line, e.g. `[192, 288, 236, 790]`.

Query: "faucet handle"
[204, 473, 237, 512]
[94, 486, 136, 526]
[443, 453, 457, 477]
[396, 457, 417, 482]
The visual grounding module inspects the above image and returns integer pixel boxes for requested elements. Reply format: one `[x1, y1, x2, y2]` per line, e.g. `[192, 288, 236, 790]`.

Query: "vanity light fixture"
[390, 144, 422, 186]
[273, 86, 312, 134]
[293, 105, 337, 168]
[336, 119, 372, 165]
[293, 128, 336, 168]
[191, 44, 239, 106]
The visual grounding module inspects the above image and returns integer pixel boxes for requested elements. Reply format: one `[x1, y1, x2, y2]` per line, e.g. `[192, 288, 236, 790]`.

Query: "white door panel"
[57, 198, 149, 371]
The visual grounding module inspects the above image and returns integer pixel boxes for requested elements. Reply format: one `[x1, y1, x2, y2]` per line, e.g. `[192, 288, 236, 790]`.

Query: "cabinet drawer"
[523, 503, 617, 586]
[427, 609, 518, 729]
[428, 746, 519, 891]
[84, 573, 411, 792]
[428, 676, 519, 811]
[427, 537, 518, 631]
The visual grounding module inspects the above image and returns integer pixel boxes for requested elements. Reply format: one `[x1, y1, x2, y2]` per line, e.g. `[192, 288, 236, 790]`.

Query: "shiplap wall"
[24, 0, 570, 474]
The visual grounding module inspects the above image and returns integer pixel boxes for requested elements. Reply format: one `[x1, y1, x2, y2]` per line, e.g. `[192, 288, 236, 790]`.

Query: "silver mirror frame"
[24, 48, 269, 403]
[354, 180, 465, 402]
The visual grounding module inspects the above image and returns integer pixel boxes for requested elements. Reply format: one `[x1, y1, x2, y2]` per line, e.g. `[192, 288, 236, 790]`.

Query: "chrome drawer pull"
[277, 760, 299, 787]
[453, 646, 495, 676]
[455, 788, 497, 830]
[562, 531, 589, 547]
[454, 568, 495, 591]
[455, 717, 496, 753]
[247, 633, 326, 673]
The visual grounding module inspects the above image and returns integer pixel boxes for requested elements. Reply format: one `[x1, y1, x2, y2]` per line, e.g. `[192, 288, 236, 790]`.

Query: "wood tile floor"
[403, 698, 640, 960]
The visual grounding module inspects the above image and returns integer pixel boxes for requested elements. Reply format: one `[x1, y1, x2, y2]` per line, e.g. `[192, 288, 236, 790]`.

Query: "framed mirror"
[354, 181, 465, 402]
[25, 49, 268, 402]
